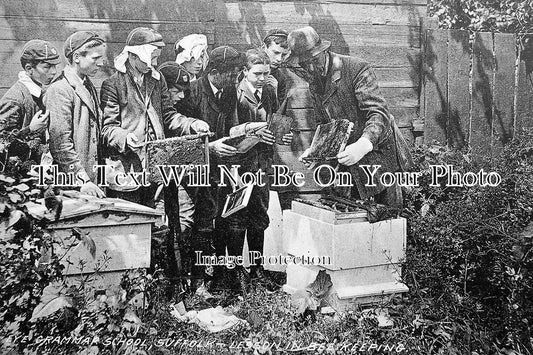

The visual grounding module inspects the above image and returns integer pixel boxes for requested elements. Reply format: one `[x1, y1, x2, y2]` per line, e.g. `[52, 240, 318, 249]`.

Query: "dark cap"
[126, 27, 165, 47]
[263, 28, 289, 43]
[64, 31, 104, 58]
[21, 40, 61, 65]
[208, 46, 243, 72]
[288, 26, 331, 60]
[157, 61, 190, 88]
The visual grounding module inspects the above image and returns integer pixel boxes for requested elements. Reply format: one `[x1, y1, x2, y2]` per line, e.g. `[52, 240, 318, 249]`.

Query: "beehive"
[282, 200, 408, 310]
[29, 195, 162, 287]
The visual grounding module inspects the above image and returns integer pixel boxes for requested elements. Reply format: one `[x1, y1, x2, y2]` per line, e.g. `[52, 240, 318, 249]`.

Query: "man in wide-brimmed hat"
[289, 26, 413, 208]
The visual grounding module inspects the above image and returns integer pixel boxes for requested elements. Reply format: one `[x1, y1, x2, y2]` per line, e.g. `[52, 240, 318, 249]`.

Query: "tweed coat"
[309, 52, 413, 200]
[0, 81, 45, 139]
[0, 81, 46, 162]
[45, 65, 101, 183]
[100, 63, 196, 172]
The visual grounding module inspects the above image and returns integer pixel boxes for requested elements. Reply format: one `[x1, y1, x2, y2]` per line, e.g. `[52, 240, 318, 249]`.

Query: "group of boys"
[0, 25, 412, 296]
[0, 27, 293, 296]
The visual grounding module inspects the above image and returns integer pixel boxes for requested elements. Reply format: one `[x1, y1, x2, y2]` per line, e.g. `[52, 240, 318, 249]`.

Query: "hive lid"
[291, 199, 367, 224]
[25, 194, 163, 222]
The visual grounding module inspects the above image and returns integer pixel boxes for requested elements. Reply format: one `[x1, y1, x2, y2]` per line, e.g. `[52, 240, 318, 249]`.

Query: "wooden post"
[445, 29, 471, 148]
[423, 28, 448, 145]
[516, 39, 533, 131]
[470, 32, 494, 157]
[492, 33, 517, 152]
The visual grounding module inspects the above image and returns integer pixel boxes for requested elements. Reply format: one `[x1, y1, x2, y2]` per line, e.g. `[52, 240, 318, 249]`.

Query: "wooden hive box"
[282, 200, 408, 310]
[28, 195, 163, 287]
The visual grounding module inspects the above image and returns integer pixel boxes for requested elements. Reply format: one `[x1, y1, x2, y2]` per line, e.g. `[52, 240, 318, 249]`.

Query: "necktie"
[254, 90, 261, 103]
[216, 91, 222, 101]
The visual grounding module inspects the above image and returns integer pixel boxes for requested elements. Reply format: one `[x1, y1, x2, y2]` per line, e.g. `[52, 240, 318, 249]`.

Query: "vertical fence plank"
[423, 29, 448, 145]
[446, 29, 471, 148]
[516, 44, 533, 131]
[470, 32, 494, 156]
[492, 33, 517, 151]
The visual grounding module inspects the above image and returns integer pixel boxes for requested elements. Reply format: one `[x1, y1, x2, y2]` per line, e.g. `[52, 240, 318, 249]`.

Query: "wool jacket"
[270, 67, 288, 107]
[0, 81, 43, 137]
[180, 75, 238, 231]
[186, 75, 238, 143]
[100, 62, 196, 172]
[45, 65, 101, 182]
[309, 52, 413, 200]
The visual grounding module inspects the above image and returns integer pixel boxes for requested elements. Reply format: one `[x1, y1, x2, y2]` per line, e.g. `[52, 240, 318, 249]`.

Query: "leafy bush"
[428, 0, 533, 33]
[402, 129, 533, 353]
[0, 147, 65, 352]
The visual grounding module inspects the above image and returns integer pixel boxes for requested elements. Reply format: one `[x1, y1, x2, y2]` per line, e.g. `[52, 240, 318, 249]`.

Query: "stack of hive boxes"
[282, 200, 408, 311]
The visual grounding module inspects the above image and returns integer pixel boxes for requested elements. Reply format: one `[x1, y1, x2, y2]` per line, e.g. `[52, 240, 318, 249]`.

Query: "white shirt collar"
[18, 71, 42, 97]
[208, 78, 222, 97]
[322, 51, 330, 77]
[245, 79, 262, 98]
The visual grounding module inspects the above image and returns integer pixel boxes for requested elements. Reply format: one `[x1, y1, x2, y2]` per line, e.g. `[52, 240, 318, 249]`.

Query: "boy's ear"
[24, 63, 33, 73]
[210, 68, 219, 76]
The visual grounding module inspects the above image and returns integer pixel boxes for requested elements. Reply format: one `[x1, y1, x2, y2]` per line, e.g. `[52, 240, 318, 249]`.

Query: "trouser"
[107, 184, 159, 208]
[372, 183, 403, 209]
[178, 185, 194, 233]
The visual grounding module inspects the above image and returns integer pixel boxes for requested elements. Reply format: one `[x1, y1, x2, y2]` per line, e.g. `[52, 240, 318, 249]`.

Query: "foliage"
[2, 126, 533, 354]
[402, 129, 533, 354]
[0, 143, 66, 349]
[428, 0, 533, 34]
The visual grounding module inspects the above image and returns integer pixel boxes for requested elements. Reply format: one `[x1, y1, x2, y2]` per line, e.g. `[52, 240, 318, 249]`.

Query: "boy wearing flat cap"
[45, 31, 106, 198]
[183, 45, 244, 295]
[101, 27, 209, 206]
[158, 61, 195, 117]
[0, 39, 60, 162]
[289, 26, 413, 208]
[158, 60, 197, 284]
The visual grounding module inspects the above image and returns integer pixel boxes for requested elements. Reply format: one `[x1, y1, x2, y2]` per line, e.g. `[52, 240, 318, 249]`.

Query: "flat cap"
[263, 28, 289, 43]
[64, 31, 104, 58]
[158, 61, 190, 88]
[126, 27, 165, 47]
[21, 39, 61, 65]
[208, 46, 243, 71]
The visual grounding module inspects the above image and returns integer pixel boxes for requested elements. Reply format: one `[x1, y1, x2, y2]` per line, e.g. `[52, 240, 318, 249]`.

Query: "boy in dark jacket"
[0, 40, 60, 162]
[181, 46, 244, 296]
[218, 49, 292, 293]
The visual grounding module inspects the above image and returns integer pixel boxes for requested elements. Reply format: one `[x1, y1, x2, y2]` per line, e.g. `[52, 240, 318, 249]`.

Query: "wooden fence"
[0, 0, 427, 192]
[422, 29, 533, 156]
